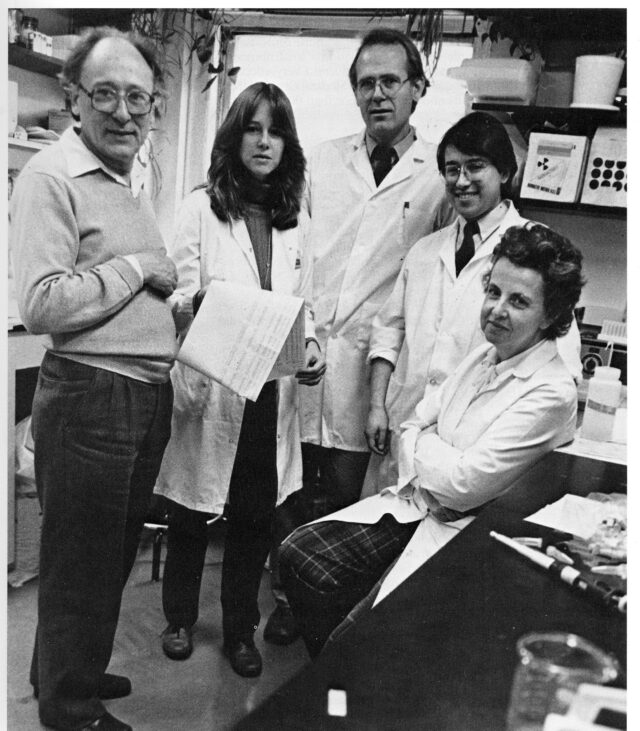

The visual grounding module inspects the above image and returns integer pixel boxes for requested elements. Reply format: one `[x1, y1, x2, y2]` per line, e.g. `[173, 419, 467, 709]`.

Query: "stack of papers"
[177, 281, 305, 401]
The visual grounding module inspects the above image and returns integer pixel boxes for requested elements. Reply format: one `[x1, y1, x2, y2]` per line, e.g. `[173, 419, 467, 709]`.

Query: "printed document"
[177, 281, 305, 401]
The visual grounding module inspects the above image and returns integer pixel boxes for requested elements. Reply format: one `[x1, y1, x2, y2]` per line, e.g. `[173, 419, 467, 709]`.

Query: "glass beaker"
[505, 632, 620, 731]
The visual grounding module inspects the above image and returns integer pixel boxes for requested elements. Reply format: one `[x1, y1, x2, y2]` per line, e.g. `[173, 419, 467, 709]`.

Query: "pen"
[490, 531, 626, 614]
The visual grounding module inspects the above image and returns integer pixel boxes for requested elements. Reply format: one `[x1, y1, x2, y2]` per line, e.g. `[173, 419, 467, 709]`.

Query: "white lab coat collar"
[442, 199, 521, 279]
[228, 217, 261, 284]
[480, 338, 559, 393]
[499, 337, 559, 379]
[58, 126, 144, 197]
[349, 129, 429, 195]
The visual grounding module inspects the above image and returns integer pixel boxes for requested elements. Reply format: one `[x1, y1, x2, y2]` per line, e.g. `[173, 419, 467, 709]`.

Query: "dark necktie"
[455, 219, 479, 276]
[371, 145, 398, 187]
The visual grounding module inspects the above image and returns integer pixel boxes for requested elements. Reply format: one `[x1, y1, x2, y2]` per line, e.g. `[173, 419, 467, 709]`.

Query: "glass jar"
[506, 632, 620, 731]
[20, 15, 38, 50]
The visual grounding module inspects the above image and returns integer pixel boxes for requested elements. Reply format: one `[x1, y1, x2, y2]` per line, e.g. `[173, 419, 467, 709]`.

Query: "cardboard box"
[32, 31, 53, 56]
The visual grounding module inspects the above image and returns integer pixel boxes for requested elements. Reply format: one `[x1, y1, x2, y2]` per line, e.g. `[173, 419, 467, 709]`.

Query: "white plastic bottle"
[581, 366, 622, 442]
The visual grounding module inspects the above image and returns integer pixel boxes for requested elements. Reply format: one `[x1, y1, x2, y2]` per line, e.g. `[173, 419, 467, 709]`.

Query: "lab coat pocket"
[171, 360, 212, 418]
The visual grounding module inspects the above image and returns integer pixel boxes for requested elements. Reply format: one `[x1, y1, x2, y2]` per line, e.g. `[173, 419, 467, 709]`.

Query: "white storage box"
[32, 31, 53, 56]
[447, 59, 539, 105]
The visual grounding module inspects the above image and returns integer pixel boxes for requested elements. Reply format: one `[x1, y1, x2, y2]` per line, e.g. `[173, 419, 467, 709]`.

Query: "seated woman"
[280, 223, 585, 658]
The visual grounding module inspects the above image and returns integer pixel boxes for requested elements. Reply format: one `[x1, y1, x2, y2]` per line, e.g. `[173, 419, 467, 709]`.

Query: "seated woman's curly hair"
[487, 224, 586, 340]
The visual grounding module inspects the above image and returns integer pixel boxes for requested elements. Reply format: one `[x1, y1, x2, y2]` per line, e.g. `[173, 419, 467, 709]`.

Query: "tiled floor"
[7, 524, 310, 730]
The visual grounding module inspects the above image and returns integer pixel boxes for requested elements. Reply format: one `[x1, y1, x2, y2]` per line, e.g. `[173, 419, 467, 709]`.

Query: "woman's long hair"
[205, 82, 306, 230]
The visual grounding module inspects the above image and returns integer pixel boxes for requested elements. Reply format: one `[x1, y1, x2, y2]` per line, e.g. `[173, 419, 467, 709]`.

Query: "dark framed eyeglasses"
[355, 76, 411, 99]
[78, 83, 155, 116]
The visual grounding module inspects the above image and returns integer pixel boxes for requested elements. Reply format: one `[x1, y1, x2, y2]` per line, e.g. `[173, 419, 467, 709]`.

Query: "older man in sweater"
[10, 27, 178, 731]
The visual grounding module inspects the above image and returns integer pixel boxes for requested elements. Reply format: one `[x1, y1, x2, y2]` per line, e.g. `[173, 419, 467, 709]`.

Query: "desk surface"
[238, 452, 627, 731]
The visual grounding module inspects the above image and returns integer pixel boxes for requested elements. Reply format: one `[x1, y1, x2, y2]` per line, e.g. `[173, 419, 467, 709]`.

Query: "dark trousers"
[300, 443, 371, 515]
[269, 443, 371, 609]
[162, 381, 278, 642]
[280, 515, 418, 657]
[30, 352, 173, 728]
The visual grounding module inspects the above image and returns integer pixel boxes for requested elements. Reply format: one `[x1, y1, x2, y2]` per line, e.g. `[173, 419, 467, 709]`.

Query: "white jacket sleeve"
[169, 194, 206, 335]
[396, 385, 443, 488]
[294, 210, 316, 341]
[368, 259, 409, 367]
[411, 383, 576, 513]
[557, 318, 583, 382]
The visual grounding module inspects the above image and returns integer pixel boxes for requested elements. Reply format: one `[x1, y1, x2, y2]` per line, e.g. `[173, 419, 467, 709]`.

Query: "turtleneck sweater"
[242, 175, 274, 291]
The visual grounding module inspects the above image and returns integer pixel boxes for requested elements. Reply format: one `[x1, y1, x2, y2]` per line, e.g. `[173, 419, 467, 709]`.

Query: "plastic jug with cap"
[581, 366, 621, 442]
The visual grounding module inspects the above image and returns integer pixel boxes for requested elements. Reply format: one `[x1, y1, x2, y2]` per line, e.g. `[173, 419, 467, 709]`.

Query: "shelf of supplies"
[9, 43, 64, 78]
[516, 198, 626, 220]
[472, 103, 626, 139]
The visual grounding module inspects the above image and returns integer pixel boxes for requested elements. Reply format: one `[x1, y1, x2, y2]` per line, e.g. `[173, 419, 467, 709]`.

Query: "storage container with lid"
[581, 366, 622, 442]
[447, 59, 540, 106]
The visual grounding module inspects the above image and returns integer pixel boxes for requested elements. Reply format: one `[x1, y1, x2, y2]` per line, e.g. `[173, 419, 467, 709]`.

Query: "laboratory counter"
[236, 451, 626, 730]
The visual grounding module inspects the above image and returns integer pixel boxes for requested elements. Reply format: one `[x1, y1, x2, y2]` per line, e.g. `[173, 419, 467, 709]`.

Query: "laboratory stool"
[143, 499, 222, 581]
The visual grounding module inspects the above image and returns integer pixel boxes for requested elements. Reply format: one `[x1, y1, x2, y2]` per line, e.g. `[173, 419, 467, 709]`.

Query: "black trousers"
[30, 353, 173, 728]
[162, 381, 278, 642]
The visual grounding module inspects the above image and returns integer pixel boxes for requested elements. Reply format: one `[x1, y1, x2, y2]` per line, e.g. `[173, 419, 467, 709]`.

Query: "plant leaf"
[202, 76, 217, 93]
[197, 47, 212, 64]
[227, 66, 241, 79]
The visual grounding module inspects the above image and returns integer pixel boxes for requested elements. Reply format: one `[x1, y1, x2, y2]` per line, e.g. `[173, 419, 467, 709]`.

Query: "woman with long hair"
[154, 83, 324, 677]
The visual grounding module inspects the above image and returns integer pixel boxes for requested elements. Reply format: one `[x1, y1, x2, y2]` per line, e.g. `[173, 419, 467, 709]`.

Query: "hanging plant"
[474, 13, 544, 64]
[129, 9, 241, 93]
[406, 10, 444, 78]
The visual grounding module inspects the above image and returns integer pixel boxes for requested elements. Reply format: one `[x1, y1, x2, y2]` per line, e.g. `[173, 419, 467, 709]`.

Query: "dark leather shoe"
[223, 638, 262, 677]
[161, 624, 193, 660]
[43, 711, 132, 731]
[263, 605, 300, 645]
[81, 712, 132, 731]
[34, 673, 131, 700]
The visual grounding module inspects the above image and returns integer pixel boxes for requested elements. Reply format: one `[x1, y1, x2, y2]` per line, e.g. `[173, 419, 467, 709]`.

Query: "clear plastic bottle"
[581, 366, 621, 442]
[19, 15, 38, 50]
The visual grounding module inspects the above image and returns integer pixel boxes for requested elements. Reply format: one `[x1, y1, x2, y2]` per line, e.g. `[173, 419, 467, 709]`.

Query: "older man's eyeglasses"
[78, 83, 155, 116]
[356, 75, 410, 99]
[443, 159, 491, 182]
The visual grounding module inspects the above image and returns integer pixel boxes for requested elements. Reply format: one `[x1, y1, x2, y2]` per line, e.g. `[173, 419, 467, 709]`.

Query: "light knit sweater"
[10, 130, 177, 383]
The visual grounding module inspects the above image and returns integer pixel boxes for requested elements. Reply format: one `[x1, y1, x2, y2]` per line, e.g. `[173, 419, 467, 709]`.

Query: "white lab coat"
[155, 189, 315, 514]
[299, 131, 455, 452]
[363, 201, 582, 493]
[315, 338, 577, 605]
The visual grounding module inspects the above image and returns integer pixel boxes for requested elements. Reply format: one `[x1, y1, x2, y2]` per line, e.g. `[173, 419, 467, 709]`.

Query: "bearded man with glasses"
[10, 27, 179, 731]
[263, 27, 455, 647]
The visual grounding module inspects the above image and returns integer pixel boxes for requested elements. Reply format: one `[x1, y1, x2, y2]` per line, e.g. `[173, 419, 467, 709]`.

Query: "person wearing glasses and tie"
[362, 112, 583, 495]
[11, 27, 178, 731]
[265, 28, 455, 646]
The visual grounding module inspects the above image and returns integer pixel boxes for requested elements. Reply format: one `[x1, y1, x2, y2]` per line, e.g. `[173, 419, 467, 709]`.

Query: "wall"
[8, 67, 65, 129]
[518, 206, 626, 323]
